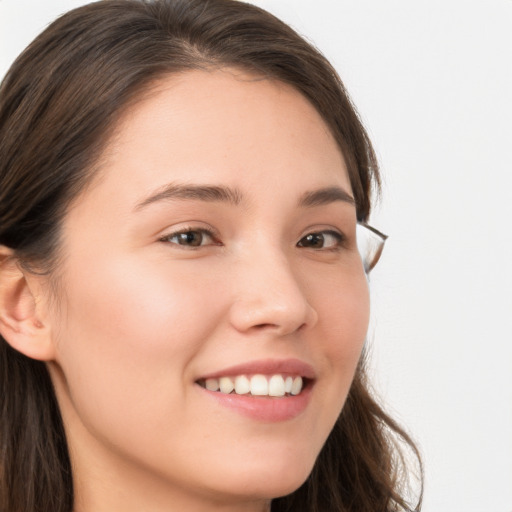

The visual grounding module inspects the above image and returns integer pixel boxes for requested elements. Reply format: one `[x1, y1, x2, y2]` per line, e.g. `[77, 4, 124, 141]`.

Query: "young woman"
[0, 1, 422, 511]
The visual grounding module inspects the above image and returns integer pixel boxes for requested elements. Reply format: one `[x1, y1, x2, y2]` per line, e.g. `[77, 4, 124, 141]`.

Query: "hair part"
[0, 1, 420, 511]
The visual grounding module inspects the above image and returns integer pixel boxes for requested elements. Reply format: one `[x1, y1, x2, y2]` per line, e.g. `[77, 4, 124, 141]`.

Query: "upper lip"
[198, 358, 316, 380]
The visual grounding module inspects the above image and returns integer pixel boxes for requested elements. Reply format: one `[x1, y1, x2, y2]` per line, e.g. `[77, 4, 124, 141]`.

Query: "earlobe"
[0, 247, 55, 361]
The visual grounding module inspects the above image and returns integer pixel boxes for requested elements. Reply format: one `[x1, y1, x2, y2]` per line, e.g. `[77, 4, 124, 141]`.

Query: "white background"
[1, 1, 511, 510]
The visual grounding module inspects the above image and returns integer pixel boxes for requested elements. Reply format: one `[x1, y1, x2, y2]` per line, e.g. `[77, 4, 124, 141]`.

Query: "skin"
[36, 69, 370, 511]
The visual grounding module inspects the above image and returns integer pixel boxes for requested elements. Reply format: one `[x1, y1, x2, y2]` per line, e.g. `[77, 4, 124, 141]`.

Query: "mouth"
[196, 374, 311, 398]
[194, 359, 315, 422]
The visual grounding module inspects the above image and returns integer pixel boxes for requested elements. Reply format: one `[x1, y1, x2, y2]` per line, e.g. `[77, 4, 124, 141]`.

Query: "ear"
[0, 247, 56, 361]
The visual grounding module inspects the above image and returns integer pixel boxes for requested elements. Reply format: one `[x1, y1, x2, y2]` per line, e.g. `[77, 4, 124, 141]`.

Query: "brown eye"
[297, 231, 343, 249]
[176, 231, 204, 246]
[162, 229, 216, 247]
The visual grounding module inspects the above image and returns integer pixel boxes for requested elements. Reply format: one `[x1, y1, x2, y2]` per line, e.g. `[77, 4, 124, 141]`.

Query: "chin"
[198, 449, 316, 502]
[251, 472, 310, 501]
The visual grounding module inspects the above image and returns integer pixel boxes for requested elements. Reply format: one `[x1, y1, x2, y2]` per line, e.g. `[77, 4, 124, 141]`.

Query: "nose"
[228, 247, 318, 336]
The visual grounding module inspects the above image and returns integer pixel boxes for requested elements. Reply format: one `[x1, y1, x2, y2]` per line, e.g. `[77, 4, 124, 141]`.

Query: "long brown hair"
[0, 1, 422, 510]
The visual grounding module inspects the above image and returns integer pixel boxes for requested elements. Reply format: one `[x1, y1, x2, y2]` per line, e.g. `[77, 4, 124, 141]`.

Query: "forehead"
[77, 68, 351, 213]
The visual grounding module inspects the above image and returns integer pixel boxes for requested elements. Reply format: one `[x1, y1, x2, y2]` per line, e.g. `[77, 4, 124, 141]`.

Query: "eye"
[297, 230, 344, 250]
[160, 228, 218, 248]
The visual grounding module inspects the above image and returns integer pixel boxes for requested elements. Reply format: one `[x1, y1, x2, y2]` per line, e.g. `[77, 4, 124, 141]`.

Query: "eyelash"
[159, 227, 346, 251]
[296, 230, 346, 251]
[159, 227, 220, 248]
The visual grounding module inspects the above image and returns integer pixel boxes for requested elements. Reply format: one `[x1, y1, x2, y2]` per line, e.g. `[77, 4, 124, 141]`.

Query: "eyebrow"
[134, 183, 355, 211]
[135, 183, 243, 211]
[298, 186, 355, 208]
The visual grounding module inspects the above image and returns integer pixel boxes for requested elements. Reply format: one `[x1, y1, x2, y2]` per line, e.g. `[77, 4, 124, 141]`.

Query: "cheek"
[328, 282, 369, 366]
[310, 270, 370, 415]
[314, 267, 370, 354]
[52, 257, 223, 437]
[60, 255, 220, 350]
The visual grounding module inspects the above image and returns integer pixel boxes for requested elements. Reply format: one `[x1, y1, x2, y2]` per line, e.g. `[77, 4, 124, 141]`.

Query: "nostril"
[252, 321, 308, 333]
[254, 323, 274, 330]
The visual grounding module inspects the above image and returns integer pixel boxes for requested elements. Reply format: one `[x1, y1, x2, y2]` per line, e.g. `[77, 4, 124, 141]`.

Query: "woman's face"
[47, 69, 370, 510]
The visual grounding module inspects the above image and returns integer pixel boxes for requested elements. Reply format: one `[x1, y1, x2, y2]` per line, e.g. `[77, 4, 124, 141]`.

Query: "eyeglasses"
[356, 223, 388, 273]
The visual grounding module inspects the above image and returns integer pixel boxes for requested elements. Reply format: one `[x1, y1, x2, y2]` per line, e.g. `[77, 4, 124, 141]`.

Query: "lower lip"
[199, 384, 313, 422]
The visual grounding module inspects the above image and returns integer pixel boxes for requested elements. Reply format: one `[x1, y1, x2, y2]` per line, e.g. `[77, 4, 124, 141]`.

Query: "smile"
[198, 374, 304, 397]
[195, 359, 315, 421]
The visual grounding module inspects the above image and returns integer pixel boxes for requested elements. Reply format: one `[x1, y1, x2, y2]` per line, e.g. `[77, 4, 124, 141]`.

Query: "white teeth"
[234, 375, 250, 395]
[219, 377, 234, 394]
[205, 378, 219, 391]
[284, 376, 293, 393]
[291, 376, 303, 396]
[268, 375, 285, 397]
[250, 374, 268, 396]
[202, 374, 306, 396]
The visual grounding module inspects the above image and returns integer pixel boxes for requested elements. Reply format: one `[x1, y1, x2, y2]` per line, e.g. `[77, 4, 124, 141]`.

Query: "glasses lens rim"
[357, 222, 388, 273]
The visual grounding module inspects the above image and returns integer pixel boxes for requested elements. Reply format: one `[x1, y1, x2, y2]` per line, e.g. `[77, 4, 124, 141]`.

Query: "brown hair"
[0, 1, 422, 511]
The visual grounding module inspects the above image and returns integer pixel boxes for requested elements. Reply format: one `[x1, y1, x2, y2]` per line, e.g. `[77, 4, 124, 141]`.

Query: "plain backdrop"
[1, 1, 511, 511]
